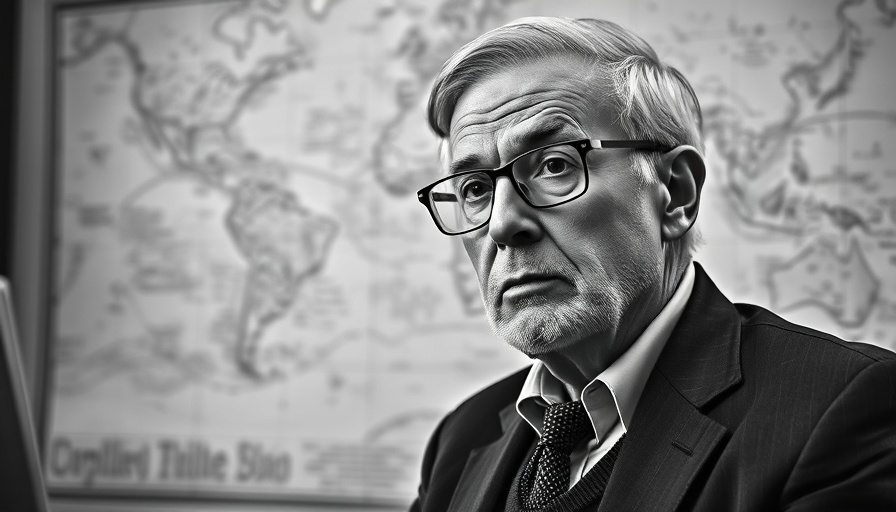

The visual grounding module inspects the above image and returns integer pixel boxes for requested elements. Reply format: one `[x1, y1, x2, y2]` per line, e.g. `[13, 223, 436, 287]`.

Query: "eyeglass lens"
[428, 143, 587, 234]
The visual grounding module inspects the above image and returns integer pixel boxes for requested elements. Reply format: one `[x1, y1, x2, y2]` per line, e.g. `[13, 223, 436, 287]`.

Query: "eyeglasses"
[416, 139, 671, 235]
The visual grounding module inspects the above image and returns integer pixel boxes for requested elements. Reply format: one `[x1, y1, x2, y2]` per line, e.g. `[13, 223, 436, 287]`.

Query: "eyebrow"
[448, 119, 577, 175]
[506, 118, 572, 153]
[448, 153, 488, 175]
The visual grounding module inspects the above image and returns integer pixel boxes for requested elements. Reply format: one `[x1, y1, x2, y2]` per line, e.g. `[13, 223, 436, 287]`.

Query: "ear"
[656, 145, 705, 242]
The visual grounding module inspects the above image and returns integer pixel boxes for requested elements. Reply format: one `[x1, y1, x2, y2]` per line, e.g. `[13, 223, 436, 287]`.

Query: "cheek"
[461, 236, 488, 283]
[564, 185, 661, 265]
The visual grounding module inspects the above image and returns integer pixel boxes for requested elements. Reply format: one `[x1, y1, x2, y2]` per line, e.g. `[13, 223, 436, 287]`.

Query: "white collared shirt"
[515, 262, 696, 488]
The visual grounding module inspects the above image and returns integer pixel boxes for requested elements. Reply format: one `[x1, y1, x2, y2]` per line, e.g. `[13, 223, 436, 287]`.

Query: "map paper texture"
[44, 0, 896, 504]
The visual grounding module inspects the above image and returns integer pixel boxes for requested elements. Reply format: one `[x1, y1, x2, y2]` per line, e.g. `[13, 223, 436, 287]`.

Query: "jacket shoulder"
[735, 302, 896, 365]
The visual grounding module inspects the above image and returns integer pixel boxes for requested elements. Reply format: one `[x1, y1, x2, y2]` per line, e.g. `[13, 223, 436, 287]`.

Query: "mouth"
[499, 273, 569, 300]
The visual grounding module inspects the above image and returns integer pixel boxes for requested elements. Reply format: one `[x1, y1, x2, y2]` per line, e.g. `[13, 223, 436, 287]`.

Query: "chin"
[488, 295, 617, 357]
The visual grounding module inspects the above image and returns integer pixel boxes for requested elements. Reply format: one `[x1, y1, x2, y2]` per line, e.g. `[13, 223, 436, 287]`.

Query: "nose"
[487, 176, 543, 248]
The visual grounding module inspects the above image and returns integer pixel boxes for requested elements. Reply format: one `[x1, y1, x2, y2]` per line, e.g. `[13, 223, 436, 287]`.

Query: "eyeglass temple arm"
[592, 139, 672, 151]
[431, 192, 458, 203]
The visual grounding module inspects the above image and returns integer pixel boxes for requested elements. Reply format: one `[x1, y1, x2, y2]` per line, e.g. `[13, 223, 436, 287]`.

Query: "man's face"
[448, 55, 667, 357]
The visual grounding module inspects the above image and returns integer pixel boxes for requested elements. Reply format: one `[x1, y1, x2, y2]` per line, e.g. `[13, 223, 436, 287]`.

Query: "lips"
[499, 273, 566, 297]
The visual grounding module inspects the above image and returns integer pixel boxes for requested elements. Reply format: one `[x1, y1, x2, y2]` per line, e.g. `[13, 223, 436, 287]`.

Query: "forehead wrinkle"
[501, 108, 586, 150]
[452, 87, 593, 137]
[451, 103, 590, 156]
[448, 111, 586, 175]
[448, 67, 606, 172]
[452, 105, 589, 167]
[452, 97, 553, 141]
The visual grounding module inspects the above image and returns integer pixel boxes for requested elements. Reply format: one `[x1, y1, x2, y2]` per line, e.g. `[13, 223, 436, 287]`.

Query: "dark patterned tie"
[518, 400, 592, 508]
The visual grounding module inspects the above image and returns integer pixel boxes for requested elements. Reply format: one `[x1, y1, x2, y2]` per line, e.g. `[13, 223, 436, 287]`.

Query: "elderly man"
[410, 17, 896, 512]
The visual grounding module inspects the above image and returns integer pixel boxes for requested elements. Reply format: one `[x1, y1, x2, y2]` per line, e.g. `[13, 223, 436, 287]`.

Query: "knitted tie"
[518, 400, 592, 508]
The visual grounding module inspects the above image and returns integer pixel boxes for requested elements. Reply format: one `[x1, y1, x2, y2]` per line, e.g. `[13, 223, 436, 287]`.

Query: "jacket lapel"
[600, 264, 743, 511]
[447, 403, 535, 512]
[599, 371, 728, 511]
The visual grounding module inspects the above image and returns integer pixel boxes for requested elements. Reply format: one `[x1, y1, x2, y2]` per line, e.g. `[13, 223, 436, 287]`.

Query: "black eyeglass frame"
[416, 138, 673, 236]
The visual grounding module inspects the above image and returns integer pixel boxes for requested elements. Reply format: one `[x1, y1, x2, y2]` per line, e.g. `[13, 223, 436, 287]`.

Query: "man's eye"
[460, 179, 492, 200]
[540, 158, 574, 176]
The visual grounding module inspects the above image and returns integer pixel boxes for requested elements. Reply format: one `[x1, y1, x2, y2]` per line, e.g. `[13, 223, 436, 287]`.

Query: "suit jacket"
[410, 265, 896, 511]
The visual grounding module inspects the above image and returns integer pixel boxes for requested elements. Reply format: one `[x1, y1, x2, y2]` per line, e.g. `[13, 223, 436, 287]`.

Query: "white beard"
[484, 257, 659, 357]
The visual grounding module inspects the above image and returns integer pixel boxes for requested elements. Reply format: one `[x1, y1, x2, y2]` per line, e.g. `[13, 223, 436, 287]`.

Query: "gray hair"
[427, 17, 704, 287]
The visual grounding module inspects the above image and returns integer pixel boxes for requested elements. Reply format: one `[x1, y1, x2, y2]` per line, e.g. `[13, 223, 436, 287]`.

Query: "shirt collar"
[516, 262, 696, 442]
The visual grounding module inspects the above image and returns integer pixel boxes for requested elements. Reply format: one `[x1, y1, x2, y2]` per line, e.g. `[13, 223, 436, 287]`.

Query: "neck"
[537, 345, 609, 399]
